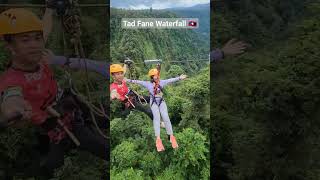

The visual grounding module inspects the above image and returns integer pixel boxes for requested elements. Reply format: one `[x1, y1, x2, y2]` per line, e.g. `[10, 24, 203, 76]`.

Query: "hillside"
[110, 7, 210, 179]
[164, 3, 210, 38]
[0, 1, 108, 179]
[110, 8, 209, 75]
[212, 1, 320, 179]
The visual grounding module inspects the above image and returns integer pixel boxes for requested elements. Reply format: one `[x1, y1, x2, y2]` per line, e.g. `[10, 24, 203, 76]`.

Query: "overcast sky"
[111, 0, 210, 9]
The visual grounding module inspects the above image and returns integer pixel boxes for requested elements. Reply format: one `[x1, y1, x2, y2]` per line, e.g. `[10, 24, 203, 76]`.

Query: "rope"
[58, 0, 108, 139]
[126, 60, 148, 105]
[112, 58, 209, 66]
[170, 59, 209, 63]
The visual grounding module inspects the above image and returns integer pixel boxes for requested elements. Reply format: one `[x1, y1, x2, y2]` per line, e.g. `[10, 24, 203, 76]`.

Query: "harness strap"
[150, 94, 164, 107]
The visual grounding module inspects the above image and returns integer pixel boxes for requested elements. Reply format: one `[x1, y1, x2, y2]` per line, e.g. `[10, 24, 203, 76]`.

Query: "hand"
[179, 74, 187, 80]
[46, 0, 56, 9]
[221, 39, 248, 57]
[41, 49, 54, 63]
[124, 58, 134, 65]
[110, 90, 120, 100]
[1, 96, 32, 125]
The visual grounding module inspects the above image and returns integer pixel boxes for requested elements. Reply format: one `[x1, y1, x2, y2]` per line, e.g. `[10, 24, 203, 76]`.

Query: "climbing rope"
[124, 58, 148, 105]
[58, 0, 109, 139]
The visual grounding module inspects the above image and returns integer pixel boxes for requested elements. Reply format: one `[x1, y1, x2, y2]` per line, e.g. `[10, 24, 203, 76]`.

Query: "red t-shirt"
[0, 62, 58, 125]
[110, 80, 129, 101]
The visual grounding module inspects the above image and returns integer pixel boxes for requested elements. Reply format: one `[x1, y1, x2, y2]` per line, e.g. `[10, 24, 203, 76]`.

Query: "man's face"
[7, 31, 44, 65]
[112, 72, 124, 82]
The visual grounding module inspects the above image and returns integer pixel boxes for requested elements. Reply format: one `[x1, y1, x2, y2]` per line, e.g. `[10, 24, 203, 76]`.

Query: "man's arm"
[50, 55, 109, 78]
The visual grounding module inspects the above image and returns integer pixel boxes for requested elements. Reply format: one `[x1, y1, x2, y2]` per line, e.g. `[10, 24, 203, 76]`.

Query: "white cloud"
[129, 4, 150, 9]
[111, 0, 210, 9]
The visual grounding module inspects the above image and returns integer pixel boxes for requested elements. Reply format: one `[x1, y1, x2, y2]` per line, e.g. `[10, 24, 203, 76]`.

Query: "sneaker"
[156, 138, 165, 152]
[170, 135, 178, 149]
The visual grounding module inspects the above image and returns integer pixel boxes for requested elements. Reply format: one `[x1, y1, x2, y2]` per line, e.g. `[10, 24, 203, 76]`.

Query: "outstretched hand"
[221, 39, 248, 57]
[46, 0, 56, 9]
[179, 74, 187, 80]
[110, 90, 120, 100]
[41, 49, 54, 64]
[42, 49, 54, 58]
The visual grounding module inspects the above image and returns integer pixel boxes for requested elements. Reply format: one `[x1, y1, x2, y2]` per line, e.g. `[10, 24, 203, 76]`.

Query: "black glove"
[46, 0, 70, 16]
[124, 58, 134, 65]
[46, 0, 56, 9]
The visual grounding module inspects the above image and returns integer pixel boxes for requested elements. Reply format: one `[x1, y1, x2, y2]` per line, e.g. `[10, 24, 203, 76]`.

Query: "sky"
[110, 0, 210, 10]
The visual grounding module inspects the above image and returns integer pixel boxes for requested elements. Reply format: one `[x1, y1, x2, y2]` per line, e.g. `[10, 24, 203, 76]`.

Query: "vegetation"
[0, 1, 108, 179]
[212, 1, 320, 179]
[110, 7, 210, 179]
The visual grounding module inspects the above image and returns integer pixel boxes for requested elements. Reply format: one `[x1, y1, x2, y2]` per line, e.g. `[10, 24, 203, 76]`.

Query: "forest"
[0, 0, 109, 179]
[110, 7, 210, 179]
[212, 0, 320, 179]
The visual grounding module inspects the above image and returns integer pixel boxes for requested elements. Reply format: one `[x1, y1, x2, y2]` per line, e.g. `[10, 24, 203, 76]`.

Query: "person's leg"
[150, 103, 161, 137]
[134, 101, 165, 128]
[143, 95, 150, 103]
[134, 102, 153, 120]
[40, 139, 69, 178]
[159, 101, 173, 135]
[150, 103, 165, 152]
[159, 101, 178, 149]
[121, 105, 131, 118]
[73, 124, 109, 161]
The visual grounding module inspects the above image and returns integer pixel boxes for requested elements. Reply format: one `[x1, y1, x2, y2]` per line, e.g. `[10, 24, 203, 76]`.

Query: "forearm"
[210, 49, 224, 62]
[161, 77, 181, 86]
[126, 79, 147, 86]
[69, 58, 108, 77]
[50, 56, 109, 78]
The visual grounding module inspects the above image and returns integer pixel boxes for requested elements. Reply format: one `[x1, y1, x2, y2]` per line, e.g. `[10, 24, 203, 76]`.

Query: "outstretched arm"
[43, 50, 109, 78]
[125, 79, 149, 88]
[68, 57, 109, 78]
[211, 39, 248, 62]
[160, 74, 187, 87]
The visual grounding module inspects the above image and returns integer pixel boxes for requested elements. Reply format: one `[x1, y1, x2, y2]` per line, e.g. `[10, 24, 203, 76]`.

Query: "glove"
[124, 58, 134, 65]
[46, 0, 57, 9]
[46, 0, 70, 16]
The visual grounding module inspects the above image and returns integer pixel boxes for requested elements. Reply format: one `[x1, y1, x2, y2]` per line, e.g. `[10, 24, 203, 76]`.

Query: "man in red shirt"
[0, 7, 107, 178]
[110, 63, 154, 120]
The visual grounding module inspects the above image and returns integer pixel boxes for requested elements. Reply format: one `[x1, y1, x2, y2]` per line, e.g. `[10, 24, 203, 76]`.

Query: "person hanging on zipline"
[0, 6, 108, 178]
[126, 64, 187, 152]
[110, 63, 154, 118]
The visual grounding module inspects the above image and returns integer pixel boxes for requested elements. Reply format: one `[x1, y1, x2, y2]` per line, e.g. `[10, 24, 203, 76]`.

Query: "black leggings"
[133, 102, 153, 120]
[40, 123, 108, 177]
[121, 95, 153, 121]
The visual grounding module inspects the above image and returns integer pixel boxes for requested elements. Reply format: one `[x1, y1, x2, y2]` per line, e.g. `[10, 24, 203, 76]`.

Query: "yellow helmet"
[148, 68, 158, 77]
[0, 8, 43, 36]
[110, 64, 124, 74]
